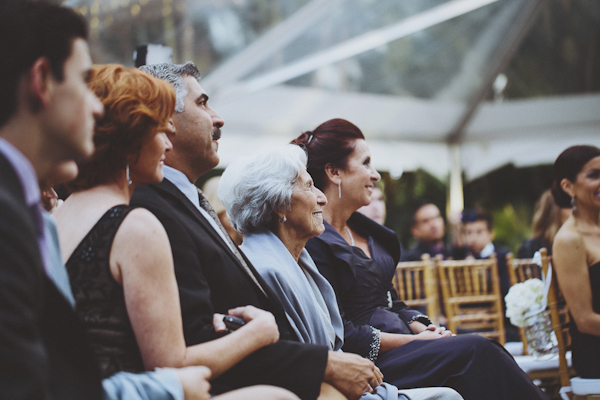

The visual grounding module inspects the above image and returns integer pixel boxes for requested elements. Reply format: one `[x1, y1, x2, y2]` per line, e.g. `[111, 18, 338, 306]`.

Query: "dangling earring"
[571, 197, 577, 217]
[338, 181, 342, 199]
[126, 165, 132, 185]
[280, 215, 287, 223]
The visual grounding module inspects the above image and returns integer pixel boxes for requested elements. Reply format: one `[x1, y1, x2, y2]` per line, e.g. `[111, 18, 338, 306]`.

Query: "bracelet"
[407, 314, 433, 327]
[368, 327, 381, 361]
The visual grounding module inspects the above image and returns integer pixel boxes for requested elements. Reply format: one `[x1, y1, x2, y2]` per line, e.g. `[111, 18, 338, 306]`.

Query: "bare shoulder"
[554, 221, 584, 249]
[115, 207, 171, 250]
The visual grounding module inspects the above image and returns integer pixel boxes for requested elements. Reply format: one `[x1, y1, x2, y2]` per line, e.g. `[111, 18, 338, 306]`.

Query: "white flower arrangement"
[505, 278, 545, 327]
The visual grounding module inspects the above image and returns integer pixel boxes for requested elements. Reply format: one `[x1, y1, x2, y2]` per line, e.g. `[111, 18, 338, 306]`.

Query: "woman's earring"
[280, 215, 287, 223]
[126, 165, 132, 185]
[571, 197, 577, 217]
[338, 182, 341, 199]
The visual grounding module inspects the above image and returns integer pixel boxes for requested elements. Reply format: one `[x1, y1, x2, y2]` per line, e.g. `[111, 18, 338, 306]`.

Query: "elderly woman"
[219, 144, 464, 400]
[54, 65, 298, 400]
[292, 118, 549, 400]
[552, 145, 600, 378]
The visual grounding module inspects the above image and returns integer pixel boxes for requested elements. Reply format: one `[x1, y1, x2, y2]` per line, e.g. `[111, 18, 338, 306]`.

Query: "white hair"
[219, 144, 308, 234]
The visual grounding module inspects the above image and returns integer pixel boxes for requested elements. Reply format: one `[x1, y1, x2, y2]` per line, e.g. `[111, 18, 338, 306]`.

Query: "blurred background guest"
[358, 184, 387, 226]
[402, 202, 468, 261]
[517, 189, 571, 258]
[551, 144, 600, 379]
[202, 176, 242, 245]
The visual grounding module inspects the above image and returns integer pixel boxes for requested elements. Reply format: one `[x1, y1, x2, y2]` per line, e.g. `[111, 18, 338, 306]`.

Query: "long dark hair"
[291, 118, 364, 190]
[551, 145, 600, 208]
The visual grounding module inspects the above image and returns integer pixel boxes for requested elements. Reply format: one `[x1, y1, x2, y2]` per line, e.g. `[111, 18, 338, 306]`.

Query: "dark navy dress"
[306, 212, 549, 400]
[570, 262, 600, 378]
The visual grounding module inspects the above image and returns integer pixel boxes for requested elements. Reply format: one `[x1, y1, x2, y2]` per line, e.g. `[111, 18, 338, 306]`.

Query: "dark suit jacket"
[131, 179, 328, 400]
[401, 240, 470, 261]
[0, 153, 102, 400]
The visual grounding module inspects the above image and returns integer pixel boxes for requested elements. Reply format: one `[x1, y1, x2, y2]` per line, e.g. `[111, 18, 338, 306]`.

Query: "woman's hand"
[414, 325, 452, 340]
[369, 366, 384, 389]
[227, 306, 280, 346]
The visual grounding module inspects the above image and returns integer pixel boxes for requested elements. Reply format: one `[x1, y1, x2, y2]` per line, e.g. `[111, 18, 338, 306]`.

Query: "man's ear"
[490, 228, 496, 241]
[560, 178, 574, 198]
[324, 163, 340, 185]
[27, 57, 53, 111]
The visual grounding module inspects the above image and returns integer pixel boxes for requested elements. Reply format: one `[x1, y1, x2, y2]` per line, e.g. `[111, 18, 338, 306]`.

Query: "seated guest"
[552, 145, 600, 379]
[293, 118, 549, 400]
[402, 202, 467, 261]
[517, 189, 571, 258]
[358, 184, 386, 225]
[461, 209, 518, 342]
[219, 144, 463, 400]
[53, 65, 297, 400]
[202, 176, 242, 245]
[133, 62, 383, 400]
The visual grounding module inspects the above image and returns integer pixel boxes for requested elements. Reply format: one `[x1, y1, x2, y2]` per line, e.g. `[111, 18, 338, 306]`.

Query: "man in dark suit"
[461, 209, 519, 342]
[0, 1, 105, 398]
[132, 62, 379, 400]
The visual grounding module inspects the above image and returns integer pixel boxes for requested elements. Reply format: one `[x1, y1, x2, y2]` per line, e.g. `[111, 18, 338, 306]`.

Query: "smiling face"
[170, 76, 224, 181]
[129, 122, 174, 185]
[565, 155, 600, 211]
[339, 139, 381, 210]
[286, 169, 328, 241]
[43, 38, 103, 162]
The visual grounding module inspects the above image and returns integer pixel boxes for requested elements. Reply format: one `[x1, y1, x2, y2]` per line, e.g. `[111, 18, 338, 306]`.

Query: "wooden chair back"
[507, 252, 544, 354]
[393, 254, 440, 324]
[438, 255, 506, 344]
[541, 248, 572, 388]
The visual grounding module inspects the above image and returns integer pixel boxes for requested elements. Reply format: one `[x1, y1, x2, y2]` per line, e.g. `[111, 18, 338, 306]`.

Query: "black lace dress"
[66, 205, 145, 378]
[570, 262, 600, 378]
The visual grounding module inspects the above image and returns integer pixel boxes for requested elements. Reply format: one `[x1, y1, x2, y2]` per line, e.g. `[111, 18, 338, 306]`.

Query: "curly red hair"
[70, 64, 175, 190]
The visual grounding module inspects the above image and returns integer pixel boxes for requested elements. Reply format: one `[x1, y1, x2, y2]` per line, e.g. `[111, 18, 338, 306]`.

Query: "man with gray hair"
[132, 62, 379, 400]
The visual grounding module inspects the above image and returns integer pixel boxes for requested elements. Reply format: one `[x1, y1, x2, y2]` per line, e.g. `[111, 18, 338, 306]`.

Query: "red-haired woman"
[295, 118, 548, 400]
[54, 65, 297, 400]
[551, 145, 600, 379]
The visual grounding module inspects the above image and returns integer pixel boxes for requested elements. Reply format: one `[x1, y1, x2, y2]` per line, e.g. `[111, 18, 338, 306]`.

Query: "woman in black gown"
[294, 118, 549, 400]
[551, 145, 600, 379]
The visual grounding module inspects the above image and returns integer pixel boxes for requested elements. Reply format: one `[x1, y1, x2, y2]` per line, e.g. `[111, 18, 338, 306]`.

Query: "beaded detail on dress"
[66, 205, 145, 378]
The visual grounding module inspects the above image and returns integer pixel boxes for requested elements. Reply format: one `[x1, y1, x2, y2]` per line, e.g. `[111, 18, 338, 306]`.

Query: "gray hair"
[139, 62, 201, 113]
[219, 144, 308, 234]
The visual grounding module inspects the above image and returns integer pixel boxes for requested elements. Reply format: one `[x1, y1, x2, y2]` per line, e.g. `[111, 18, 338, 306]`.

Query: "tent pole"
[447, 144, 464, 246]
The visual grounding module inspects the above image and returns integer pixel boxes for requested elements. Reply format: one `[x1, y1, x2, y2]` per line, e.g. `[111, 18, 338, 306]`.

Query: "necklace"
[345, 226, 355, 246]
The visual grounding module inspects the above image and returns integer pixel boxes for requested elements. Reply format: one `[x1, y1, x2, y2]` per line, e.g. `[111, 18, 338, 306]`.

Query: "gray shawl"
[241, 229, 414, 400]
[241, 229, 344, 351]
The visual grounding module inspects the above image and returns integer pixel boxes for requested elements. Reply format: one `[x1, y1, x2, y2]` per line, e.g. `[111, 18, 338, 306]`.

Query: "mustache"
[212, 128, 221, 140]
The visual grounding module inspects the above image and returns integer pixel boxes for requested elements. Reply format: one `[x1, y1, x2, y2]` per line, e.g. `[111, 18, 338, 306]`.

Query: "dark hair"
[0, 0, 88, 127]
[461, 209, 493, 231]
[291, 118, 364, 190]
[551, 145, 600, 208]
[69, 65, 175, 190]
[410, 201, 438, 227]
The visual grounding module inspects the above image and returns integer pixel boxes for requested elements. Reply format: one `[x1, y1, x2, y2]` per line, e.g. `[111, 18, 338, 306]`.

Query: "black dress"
[306, 212, 549, 400]
[66, 205, 145, 378]
[570, 262, 600, 378]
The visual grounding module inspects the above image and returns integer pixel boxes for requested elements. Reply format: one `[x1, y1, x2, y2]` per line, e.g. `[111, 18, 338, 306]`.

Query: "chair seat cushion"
[571, 377, 600, 395]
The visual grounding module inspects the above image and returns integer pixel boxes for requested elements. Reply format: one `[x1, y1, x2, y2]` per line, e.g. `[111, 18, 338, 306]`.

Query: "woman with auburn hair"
[54, 65, 298, 400]
[294, 118, 549, 400]
[551, 145, 600, 379]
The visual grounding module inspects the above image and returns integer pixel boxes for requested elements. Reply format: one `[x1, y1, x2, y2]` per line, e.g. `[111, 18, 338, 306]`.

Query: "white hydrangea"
[505, 278, 545, 327]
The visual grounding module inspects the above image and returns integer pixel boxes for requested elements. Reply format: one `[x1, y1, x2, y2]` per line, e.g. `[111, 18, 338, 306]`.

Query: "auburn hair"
[70, 64, 175, 190]
[291, 118, 365, 190]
